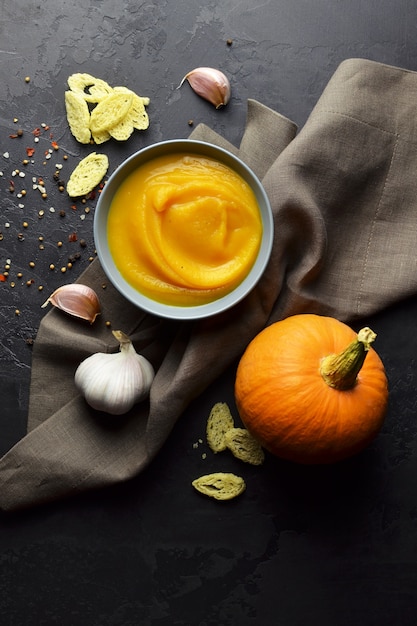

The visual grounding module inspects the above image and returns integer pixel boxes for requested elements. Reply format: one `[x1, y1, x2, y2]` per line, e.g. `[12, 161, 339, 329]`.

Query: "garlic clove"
[41, 283, 101, 324]
[74, 330, 155, 415]
[178, 67, 231, 109]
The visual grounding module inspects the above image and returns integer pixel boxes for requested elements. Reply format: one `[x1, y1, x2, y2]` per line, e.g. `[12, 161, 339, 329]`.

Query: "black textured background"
[1, 1, 417, 624]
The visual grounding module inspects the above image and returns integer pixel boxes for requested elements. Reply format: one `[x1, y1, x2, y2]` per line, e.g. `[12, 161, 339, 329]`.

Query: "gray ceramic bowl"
[94, 139, 273, 320]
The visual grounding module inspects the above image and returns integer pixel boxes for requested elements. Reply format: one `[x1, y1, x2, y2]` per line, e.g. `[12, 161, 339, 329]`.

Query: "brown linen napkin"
[1, 58, 416, 510]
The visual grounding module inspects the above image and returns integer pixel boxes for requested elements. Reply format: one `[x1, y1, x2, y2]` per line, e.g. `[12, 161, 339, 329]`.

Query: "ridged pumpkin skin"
[234, 314, 388, 464]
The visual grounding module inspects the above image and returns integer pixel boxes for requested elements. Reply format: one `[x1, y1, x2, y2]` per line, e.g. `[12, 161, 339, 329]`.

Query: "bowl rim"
[93, 139, 274, 320]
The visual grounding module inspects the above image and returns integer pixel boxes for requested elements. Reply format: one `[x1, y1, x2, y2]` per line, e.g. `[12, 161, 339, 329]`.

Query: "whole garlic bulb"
[74, 330, 155, 415]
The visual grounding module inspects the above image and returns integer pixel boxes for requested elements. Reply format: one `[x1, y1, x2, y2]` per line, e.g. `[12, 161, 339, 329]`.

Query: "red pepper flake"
[51, 141, 59, 150]
[26, 147, 35, 157]
[70, 204, 77, 211]
[68, 232, 78, 242]
[32, 127, 41, 137]
[9, 133, 19, 139]
[0, 274, 6, 282]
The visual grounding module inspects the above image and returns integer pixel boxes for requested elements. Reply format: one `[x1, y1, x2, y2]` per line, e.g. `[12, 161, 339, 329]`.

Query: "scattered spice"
[2, 114, 99, 309]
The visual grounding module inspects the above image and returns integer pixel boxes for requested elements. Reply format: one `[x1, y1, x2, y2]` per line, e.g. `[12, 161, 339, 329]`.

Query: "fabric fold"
[2, 58, 417, 511]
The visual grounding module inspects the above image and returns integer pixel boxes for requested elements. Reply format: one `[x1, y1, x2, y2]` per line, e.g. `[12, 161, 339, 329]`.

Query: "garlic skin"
[178, 67, 231, 109]
[74, 330, 155, 415]
[41, 283, 101, 324]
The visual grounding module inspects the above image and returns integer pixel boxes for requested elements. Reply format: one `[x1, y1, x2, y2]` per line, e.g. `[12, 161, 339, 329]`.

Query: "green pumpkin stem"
[319, 327, 376, 390]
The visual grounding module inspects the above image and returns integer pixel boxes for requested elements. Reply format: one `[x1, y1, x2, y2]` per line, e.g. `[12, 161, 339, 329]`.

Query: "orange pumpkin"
[234, 314, 388, 464]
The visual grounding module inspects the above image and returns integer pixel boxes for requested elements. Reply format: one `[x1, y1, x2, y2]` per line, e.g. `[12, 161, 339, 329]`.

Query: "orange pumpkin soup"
[107, 153, 263, 306]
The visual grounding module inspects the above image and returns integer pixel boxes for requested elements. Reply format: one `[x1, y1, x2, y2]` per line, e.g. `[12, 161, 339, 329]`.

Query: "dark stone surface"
[1, 1, 417, 624]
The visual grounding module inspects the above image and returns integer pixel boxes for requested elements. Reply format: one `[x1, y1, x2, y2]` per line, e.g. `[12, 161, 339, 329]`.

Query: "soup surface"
[107, 153, 263, 306]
